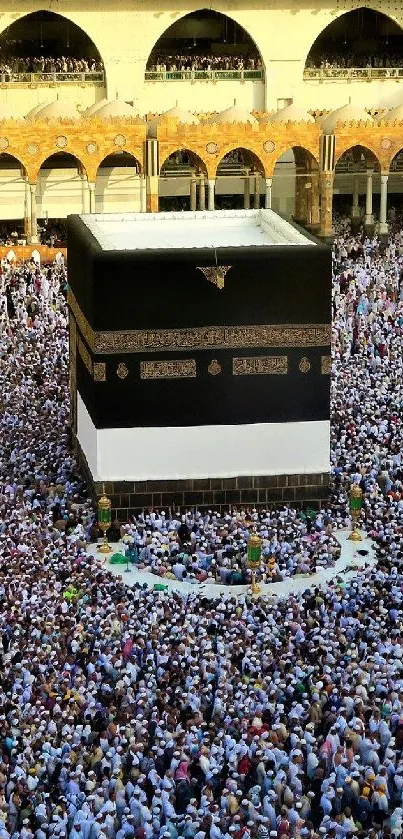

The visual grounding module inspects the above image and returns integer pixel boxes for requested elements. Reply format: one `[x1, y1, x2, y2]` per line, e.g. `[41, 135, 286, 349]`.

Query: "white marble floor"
[87, 528, 376, 600]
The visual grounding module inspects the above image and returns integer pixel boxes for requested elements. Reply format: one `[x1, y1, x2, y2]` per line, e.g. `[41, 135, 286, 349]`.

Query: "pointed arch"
[95, 152, 143, 213]
[304, 7, 403, 70]
[335, 144, 381, 170]
[0, 153, 27, 224]
[37, 152, 86, 219]
[145, 9, 264, 76]
[215, 146, 266, 178]
[0, 10, 105, 71]
[160, 148, 208, 176]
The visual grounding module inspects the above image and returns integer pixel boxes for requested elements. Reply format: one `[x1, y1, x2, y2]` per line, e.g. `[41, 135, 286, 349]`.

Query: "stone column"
[140, 174, 147, 212]
[146, 175, 159, 213]
[88, 182, 96, 213]
[351, 171, 360, 220]
[190, 169, 197, 211]
[81, 176, 90, 214]
[295, 168, 308, 224]
[319, 171, 334, 240]
[24, 178, 31, 240]
[379, 172, 389, 237]
[207, 178, 215, 211]
[310, 173, 320, 229]
[365, 168, 374, 232]
[253, 173, 260, 209]
[29, 184, 38, 243]
[199, 173, 206, 211]
[265, 177, 272, 209]
[244, 167, 251, 210]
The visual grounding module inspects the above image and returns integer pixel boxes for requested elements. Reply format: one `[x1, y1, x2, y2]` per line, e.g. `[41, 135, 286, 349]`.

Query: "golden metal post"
[348, 484, 363, 542]
[98, 484, 112, 554]
[247, 531, 262, 594]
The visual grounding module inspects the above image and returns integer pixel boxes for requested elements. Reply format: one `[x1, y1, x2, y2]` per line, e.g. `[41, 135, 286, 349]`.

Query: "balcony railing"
[304, 66, 403, 82]
[145, 68, 263, 82]
[0, 71, 105, 86]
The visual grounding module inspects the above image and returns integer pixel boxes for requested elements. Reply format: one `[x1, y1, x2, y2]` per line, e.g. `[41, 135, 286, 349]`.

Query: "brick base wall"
[76, 441, 331, 520]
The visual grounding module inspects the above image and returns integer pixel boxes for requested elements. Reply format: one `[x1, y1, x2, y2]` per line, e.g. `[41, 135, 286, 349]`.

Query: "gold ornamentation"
[68, 290, 96, 350]
[233, 356, 288, 376]
[77, 335, 93, 376]
[208, 359, 221, 376]
[0, 137, 9, 150]
[206, 141, 218, 154]
[117, 362, 129, 379]
[321, 355, 331, 375]
[95, 325, 331, 355]
[114, 134, 126, 147]
[69, 314, 77, 360]
[140, 359, 196, 380]
[26, 142, 39, 155]
[55, 135, 68, 149]
[86, 142, 98, 154]
[69, 315, 77, 433]
[263, 140, 276, 153]
[299, 356, 311, 373]
[197, 265, 231, 290]
[93, 363, 106, 382]
[67, 291, 331, 355]
[380, 137, 392, 150]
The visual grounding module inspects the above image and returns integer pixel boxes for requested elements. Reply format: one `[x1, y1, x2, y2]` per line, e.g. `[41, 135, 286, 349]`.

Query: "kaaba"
[67, 210, 332, 516]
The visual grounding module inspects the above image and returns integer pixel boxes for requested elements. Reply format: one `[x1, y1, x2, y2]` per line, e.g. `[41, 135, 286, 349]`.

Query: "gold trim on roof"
[68, 288, 330, 355]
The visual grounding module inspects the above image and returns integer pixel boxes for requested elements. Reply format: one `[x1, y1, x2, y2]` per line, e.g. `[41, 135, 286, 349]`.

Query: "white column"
[190, 169, 197, 212]
[365, 168, 374, 228]
[29, 184, 38, 243]
[199, 173, 206, 211]
[207, 179, 215, 211]
[88, 182, 96, 214]
[265, 177, 272, 210]
[140, 175, 147, 212]
[351, 172, 360, 219]
[244, 167, 251, 210]
[379, 173, 388, 236]
[253, 173, 260, 209]
[81, 176, 90, 214]
[24, 178, 31, 241]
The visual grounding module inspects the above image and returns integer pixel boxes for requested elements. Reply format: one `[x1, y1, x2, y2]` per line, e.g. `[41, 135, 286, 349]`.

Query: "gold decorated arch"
[0, 117, 146, 184]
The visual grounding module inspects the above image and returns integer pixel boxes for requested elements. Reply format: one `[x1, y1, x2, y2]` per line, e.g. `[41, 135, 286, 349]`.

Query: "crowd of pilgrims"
[146, 55, 261, 73]
[0, 55, 103, 76]
[305, 53, 403, 70]
[2, 209, 403, 837]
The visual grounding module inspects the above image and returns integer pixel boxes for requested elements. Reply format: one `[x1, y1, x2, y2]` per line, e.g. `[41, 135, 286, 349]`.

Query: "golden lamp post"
[247, 530, 262, 594]
[97, 486, 112, 554]
[348, 484, 363, 542]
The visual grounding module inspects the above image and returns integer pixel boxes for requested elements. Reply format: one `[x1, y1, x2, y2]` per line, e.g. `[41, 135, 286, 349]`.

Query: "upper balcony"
[301, 7, 403, 110]
[0, 10, 106, 113]
[144, 9, 265, 112]
[0, 70, 105, 87]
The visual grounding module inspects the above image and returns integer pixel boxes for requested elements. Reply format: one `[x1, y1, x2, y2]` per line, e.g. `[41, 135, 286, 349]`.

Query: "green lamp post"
[247, 530, 262, 594]
[348, 484, 363, 542]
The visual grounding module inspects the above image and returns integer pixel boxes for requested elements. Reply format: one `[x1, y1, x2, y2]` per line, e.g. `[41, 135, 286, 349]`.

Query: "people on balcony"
[147, 53, 261, 73]
[306, 53, 403, 70]
[0, 54, 103, 76]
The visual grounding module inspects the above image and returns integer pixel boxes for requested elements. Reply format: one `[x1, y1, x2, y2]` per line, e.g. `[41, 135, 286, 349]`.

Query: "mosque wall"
[0, 1, 402, 115]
